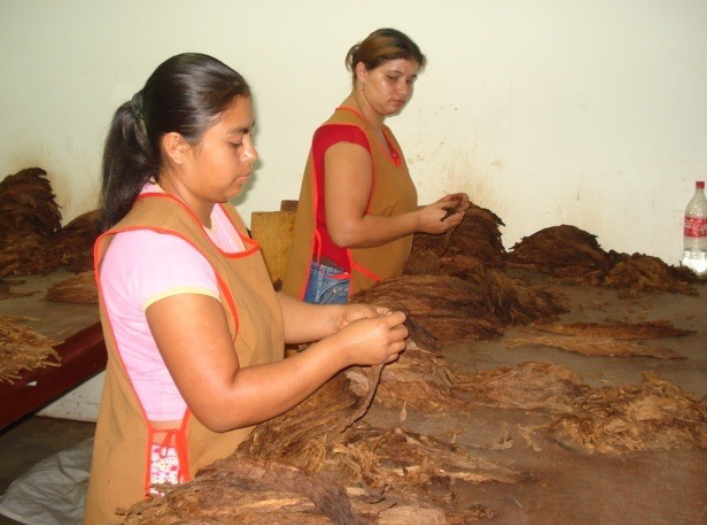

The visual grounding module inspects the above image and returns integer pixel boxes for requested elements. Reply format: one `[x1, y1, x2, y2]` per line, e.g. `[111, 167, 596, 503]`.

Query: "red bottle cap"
[697, 181, 705, 189]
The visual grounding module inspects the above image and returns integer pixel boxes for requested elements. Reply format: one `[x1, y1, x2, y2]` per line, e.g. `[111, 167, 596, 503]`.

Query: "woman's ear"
[161, 132, 190, 165]
[355, 62, 368, 84]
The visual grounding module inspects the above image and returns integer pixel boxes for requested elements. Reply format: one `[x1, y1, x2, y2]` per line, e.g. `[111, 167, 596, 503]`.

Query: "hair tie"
[130, 91, 145, 120]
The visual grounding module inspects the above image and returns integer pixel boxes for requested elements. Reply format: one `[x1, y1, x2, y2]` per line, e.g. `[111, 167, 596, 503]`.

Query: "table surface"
[0, 270, 105, 431]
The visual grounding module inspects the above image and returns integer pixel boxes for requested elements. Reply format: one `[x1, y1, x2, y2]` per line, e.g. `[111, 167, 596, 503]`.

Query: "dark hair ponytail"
[100, 102, 156, 231]
[100, 53, 251, 230]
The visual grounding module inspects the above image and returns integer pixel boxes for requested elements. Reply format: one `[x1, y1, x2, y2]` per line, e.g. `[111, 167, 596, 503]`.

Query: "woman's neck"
[346, 91, 385, 129]
[157, 172, 214, 228]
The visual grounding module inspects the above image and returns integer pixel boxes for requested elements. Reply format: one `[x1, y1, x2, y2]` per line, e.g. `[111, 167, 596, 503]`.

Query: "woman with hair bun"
[85, 52, 407, 524]
[283, 28, 469, 304]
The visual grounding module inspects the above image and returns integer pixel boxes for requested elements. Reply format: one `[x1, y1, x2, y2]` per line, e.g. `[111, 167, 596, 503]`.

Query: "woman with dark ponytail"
[85, 53, 408, 524]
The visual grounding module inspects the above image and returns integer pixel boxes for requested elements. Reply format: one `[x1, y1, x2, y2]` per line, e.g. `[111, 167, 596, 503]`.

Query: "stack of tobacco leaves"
[0, 168, 64, 277]
[454, 361, 589, 414]
[121, 368, 520, 523]
[0, 168, 62, 237]
[353, 272, 566, 345]
[548, 371, 707, 454]
[58, 209, 101, 273]
[506, 320, 692, 359]
[461, 263, 568, 326]
[346, 344, 466, 413]
[0, 315, 60, 383]
[121, 457, 380, 525]
[0, 234, 64, 278]
[354, 275, 504, 343]
[45, 270, 97, 304]
[507, 225, 699, 295]
[235, 372, 520, 521]
[443, 204, 506, 265]
[405, 202, 506, 275]
[603, 253, 699, 296]
[506, 225, 611, 281]
[345, 347, 589, 416]
[121, 456, 493, 525]
[391, 203, 568, 344]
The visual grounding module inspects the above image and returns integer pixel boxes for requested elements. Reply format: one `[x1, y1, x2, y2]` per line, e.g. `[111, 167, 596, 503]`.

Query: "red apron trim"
[335, 106, 402, 166]
[178, 411, 193, 481]
[349, 260, 381, 296]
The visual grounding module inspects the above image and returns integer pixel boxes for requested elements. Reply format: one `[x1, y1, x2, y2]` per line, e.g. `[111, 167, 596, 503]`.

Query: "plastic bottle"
[681, 180, 707, 277]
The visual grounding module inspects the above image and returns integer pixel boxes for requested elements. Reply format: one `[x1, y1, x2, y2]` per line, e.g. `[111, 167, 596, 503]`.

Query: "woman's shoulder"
[314, 123, 368, 145]
[101, 229, 217, 309]
[314, 106, 371, 153]
[102, 230, 214, 288]
[107, 229, 202, 265]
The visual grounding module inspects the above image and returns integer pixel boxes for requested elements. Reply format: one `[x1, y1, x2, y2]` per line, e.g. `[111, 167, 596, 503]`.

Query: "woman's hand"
[416, 198, 462, 234]
[417, 192, 470, 234]
[331, 310, 408, 366]
[335, 303, 391, 331]
[440, 192, 470, 211]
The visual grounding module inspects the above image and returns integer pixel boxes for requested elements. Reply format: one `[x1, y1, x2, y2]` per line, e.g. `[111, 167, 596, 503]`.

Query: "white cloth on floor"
[0, 437, 93, 525]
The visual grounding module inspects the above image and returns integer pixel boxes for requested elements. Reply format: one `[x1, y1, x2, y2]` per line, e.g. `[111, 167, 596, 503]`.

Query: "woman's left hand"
[336, 303, 391, 331]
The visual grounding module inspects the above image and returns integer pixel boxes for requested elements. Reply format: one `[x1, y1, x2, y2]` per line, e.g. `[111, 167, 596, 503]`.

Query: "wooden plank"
[250, 211, 295, 288]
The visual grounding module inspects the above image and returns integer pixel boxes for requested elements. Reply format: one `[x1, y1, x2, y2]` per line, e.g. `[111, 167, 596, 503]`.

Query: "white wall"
[2, 0, 707, 266]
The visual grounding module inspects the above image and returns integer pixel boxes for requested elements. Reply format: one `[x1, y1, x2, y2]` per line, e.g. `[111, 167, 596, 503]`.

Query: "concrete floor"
[0, 271, 705, 524]
[0, 417, 95, 525]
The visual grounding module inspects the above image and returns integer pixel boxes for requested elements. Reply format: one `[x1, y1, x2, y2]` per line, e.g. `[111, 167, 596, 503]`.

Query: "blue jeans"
[303, 261, 350, 304]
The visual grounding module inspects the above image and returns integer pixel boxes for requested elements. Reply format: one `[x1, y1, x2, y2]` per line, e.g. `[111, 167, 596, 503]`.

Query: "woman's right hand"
[417, 199, 465, 234]
[331, 310, 408, 366]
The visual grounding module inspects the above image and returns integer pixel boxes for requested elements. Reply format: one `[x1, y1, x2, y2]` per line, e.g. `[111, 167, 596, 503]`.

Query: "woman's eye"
[230, 142, 242, 149]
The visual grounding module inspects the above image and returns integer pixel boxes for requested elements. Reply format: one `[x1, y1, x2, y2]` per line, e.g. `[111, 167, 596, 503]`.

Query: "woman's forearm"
[277, 292, 345, 343]
[329, 210, 421, 248]
[207, 334, 351, 430]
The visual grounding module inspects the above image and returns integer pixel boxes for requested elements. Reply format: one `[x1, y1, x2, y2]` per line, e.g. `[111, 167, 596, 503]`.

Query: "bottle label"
[684, 216, 707, 238]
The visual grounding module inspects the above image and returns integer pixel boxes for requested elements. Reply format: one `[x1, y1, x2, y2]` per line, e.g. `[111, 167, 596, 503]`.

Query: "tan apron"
[282, 107, 418, 299]
[84, 193, 284, 524]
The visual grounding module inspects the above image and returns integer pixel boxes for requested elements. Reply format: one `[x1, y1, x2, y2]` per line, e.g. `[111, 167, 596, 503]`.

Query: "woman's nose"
[242, 143, 258, 163]
[398, 82, 412, 98]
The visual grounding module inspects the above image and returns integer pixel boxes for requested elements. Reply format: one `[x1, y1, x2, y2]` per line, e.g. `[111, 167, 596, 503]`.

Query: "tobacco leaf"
[45, 270, 98, 304]
[507, 225, 698, 295]
[506, 333, 682, 359]
[0, 315, 60, 383]
[530, 320, 694, 340]
[547, 371, 707, 454]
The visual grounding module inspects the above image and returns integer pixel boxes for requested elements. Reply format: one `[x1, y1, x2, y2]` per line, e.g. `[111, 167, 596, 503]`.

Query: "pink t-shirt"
[99, 184, 244, 420]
